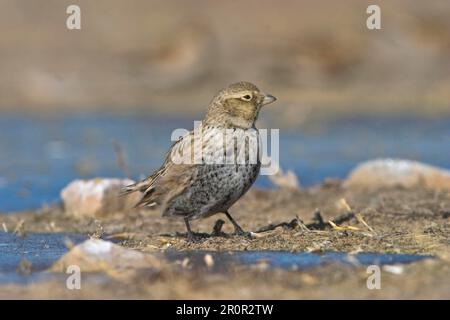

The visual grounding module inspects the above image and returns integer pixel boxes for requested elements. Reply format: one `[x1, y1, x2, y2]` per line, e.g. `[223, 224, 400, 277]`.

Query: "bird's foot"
[186, 232, 197, 243]
[185, 232, 210, 243]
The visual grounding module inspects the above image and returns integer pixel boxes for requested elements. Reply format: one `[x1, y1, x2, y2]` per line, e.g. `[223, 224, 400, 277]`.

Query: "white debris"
[204, 254, 215, 268]
[82, 238, 113, 255]
[382, 264, 404, 275]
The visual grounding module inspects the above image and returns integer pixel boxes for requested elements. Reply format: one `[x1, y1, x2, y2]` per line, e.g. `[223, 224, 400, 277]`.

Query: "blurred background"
[0, 0, 449, 211]
[1, 0, 450, 120]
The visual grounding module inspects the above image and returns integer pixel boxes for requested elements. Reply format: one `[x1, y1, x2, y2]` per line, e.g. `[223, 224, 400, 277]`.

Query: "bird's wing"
[121, 130, 197, 208]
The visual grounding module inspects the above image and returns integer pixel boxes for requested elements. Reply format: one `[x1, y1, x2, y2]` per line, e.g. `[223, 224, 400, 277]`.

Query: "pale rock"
[344, 159, 450, 190]
[50, 239, 164, 281]
[382, 264, 404, 275]
[269, 168, 300, 189]
[60, 178, 141, 217]
[264, 156, 300, 189]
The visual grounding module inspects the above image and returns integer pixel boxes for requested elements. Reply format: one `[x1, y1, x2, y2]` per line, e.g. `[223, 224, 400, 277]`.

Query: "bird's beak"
[261, 94, 277, 106]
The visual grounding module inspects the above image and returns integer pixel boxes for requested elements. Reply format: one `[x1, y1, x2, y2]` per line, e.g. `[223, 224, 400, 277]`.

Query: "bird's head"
[205, 82, 276, 128]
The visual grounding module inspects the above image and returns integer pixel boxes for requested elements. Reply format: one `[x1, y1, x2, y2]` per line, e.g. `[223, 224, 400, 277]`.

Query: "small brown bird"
[122, 82, 276, 240]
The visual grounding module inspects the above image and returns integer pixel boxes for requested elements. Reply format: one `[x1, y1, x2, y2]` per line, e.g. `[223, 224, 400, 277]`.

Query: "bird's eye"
[241, 94, 252, 101]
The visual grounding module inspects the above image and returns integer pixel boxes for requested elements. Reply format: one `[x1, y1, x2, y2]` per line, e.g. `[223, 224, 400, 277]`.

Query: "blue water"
[0, 232, 88, 272]
[0, 114, 449, 212]
[165, 250, 432, 272]
[0, 232, 432, 284]
[234, 251, 431, 269]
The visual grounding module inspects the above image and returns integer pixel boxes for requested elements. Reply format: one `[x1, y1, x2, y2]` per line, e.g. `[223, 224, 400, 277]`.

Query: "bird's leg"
[184, 218, 195, 242]
[224, 211, 251, 237]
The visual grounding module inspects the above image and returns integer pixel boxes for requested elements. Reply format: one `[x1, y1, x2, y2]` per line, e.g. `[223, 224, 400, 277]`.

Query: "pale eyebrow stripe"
[222, 91, 253, 99]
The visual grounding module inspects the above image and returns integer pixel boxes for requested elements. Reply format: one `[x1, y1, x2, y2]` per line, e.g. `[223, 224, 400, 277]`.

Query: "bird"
[122, 81, 276, 240]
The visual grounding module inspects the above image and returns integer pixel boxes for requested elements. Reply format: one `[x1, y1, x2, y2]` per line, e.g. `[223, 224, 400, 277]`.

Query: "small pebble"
[204, 254, 214, 268]
[382, 265, 404, 275]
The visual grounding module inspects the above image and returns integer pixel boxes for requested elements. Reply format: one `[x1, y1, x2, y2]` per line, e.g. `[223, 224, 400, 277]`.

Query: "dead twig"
[13, 219, 26, 237]
[355, 213, 376, 234]
[335, 198, 376, 234]
[306, 210, 355, 230]
[255, 218, 300, 233]
[328, 220, 361, 231]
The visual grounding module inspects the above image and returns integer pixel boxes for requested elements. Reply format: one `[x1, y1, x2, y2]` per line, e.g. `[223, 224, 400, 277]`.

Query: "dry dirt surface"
[1, 184, 449, 299]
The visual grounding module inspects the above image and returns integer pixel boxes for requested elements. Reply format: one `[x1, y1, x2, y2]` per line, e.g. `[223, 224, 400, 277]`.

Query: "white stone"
[60, 178, 141, 217]
[382, 264, 404, 275]
[344, 159, 450, 190]
[50, 239, 164, 281]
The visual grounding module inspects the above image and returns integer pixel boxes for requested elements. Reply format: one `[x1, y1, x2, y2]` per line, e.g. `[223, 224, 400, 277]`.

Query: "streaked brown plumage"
[122, 82, 276, 239]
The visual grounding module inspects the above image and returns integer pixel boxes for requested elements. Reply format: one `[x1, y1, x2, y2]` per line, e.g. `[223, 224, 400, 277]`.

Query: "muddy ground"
[1, 183, 449, 299]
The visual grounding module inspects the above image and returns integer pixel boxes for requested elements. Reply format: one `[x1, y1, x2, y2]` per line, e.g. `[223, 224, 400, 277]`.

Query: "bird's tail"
[120, 180, 157, 209]
[119, 180, 147, 197]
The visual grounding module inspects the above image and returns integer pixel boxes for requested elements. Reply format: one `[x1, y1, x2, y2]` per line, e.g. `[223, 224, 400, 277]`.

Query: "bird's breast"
[200, 126, 260, 166]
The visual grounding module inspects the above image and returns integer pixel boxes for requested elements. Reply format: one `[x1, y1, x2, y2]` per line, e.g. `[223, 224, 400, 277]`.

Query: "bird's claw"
[186, 233, 198, 243]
